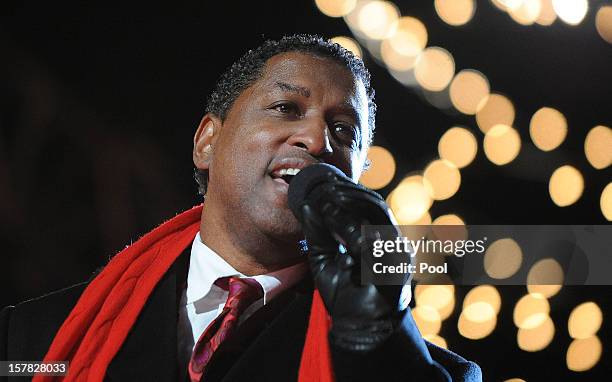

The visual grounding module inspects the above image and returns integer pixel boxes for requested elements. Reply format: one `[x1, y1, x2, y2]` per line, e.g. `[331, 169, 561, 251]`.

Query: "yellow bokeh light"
[423, 159, 461, 200]
[463, 285, 502, 315]
[358, 1, 400, 40]
[528, 284, 562, 299]
[566, 336, 602, 372]
[584, 125, 612, 169]
[517, 315, 555, 352]
[315, 0, 357, 17]
[415, 284, 456, 320]
[514, 294, 550, 329]
[381, 39, 418, 71]
[449, 70, 490, 115]
[414, 47, 455, 91]
[536, 0, 557, 25]
[434, 0, 475, 26]
[476, 93, 515, 133]
[388, 175, 433, 224]
[458, 310, 497, 340]
[389, 17, 428, 56]
[568, 302, 603, 339]
[549, 165, 584, 207]
[484, 238, 523, 279]
[601, 183, 612, 221]
[423, 334, 448, 349]
[504, 379, 526, 382]
[552, 0, 588, 25]
[483, 124, 521, 165]
[508, 0, 542, 25]
[463, 302, 496, 323]
[413, 305, 442, 335]
[331, 36, 363, 58]
[438, 127, 478, 168]
[529, 107, 568, 151]
[431, 214, 467, 242]
[381, 17, 428, 71]
[526, 258, 563, 298]
[359, 145, 396, 189]
[596, 6, 612, 44]
[432, 214, 465, 226]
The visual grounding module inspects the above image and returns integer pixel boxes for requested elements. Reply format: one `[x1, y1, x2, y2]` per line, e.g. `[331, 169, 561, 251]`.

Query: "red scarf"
[35, 205, 333, 382]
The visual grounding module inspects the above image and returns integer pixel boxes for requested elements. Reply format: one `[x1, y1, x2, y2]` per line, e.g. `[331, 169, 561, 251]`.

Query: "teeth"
[277, 168, 301, 176]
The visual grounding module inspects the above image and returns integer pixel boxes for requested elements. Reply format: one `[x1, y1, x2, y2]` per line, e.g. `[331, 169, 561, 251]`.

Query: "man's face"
[203, 51, 370, 242]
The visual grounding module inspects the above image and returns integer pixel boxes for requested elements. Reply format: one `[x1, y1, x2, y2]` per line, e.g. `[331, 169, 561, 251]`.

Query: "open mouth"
[270, 167, 301, 185]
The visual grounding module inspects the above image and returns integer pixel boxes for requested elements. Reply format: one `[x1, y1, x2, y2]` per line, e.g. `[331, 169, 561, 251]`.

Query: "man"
[1, 35, 481, 381]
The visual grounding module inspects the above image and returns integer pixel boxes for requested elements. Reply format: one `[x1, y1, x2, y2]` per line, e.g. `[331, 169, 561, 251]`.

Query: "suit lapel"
[105, 251, 189, 381]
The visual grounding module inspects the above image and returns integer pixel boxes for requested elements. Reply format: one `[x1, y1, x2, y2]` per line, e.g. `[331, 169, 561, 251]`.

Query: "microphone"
[288, 163, 399, 253]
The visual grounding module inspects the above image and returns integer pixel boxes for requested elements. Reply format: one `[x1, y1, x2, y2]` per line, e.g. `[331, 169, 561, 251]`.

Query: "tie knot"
[216, 277, 263, 312]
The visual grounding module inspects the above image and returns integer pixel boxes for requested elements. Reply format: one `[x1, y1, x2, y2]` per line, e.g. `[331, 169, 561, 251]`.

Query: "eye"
[333, 122, 359, 146]
[271, 102, 299, 115]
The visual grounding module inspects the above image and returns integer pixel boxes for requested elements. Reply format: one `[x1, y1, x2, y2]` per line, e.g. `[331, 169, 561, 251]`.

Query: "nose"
[287, 117, 333, 158]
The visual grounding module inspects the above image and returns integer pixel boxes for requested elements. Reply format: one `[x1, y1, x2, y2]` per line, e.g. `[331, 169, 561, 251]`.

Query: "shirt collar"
[186, 232, 307, 305]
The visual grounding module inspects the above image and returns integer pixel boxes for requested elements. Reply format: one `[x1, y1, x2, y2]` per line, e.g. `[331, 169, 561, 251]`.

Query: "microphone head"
[287, 163, 351, 220]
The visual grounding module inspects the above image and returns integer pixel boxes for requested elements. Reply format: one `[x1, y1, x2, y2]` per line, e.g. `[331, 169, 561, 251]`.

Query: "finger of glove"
[301, 203, 339, 274]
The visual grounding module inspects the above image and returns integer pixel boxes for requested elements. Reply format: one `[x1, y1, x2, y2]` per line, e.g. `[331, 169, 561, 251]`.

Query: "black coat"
[1, 254, 481, 381]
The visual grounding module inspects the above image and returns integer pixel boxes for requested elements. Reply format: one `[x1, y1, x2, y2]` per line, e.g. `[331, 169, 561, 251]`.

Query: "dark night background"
[1, 0, 610, 380]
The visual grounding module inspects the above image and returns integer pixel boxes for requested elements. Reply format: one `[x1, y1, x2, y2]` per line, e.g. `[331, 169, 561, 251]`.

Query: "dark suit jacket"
[1, 254, 481, 381]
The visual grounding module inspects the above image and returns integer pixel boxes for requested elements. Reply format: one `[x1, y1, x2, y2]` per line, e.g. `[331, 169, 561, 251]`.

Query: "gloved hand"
[300, 179, 407, 352]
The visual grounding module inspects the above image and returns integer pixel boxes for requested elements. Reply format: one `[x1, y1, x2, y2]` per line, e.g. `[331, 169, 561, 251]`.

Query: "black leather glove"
[300, 179, 406, 352]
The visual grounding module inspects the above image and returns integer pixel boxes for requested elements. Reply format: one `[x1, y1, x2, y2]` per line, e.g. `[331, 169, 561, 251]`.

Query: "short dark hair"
[195, 34, 376, 196]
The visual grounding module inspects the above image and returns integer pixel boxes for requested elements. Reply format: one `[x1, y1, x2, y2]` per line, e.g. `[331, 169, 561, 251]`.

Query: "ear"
[193, 114, 221, 171]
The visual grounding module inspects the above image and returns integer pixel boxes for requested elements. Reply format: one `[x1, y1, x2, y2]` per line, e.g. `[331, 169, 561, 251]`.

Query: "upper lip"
[268, 156, 319, 178]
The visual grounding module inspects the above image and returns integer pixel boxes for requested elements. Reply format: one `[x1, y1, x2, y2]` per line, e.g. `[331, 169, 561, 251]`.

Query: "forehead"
[255, 51, 368, 105]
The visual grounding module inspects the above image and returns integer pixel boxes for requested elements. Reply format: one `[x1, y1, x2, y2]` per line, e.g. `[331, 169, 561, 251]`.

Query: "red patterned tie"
[188, 277, 264, 382]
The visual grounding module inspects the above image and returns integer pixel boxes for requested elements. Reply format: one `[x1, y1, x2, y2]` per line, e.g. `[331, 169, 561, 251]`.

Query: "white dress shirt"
[177, 232, 307, 369]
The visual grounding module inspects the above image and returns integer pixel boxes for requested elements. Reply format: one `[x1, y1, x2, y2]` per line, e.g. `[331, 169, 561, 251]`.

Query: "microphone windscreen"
[287, 163, 350, 220]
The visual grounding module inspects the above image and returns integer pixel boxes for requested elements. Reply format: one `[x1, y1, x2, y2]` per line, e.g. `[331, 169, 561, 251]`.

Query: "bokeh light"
[432, 214, 465, 226]
[596, 6, 612, 44]
[449, 70, 490, 115]
[388, 175, 433, 224]
[315, 0, 357, 17]
[483, 124, 521, 165]
[602, 183, 612, 221]
[536, 0, 557, 25]
[423, 159, 461, 200]
[514, 294, 550, 329]
[463, 301, 496, 323]
[584, 125, 612, 169]
[566, 336, 603, 371]
[414, 47, 456, 91]
[526, 258, 563, 298]
[458, 310, 497, 339]
[517, 315, 555, 351]
[463, 285, 502, 315]
[434, 0, 475, 26]
[476, 93, 515, 133]
[438, 127, 478, 168]
[548, 165, 584, 207]
[413, 305, 442, 335]
[552, 0, 588, 25]
[388, 16, 428, 55]
[484, 238, 523, 279]
[359, 145, 396, 189]
[504, 379, 526, 382]
[508, 0, 542, 25]
[415, 284, 456, 320]
[568, 302, 603, 339]
[529, 107, 567, 151]
[331, 36, 363, 57]
[358, 1, 400, 39]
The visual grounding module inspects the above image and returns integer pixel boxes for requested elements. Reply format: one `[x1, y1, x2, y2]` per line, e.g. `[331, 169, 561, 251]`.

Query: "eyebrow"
[275, 81, 311, 97]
